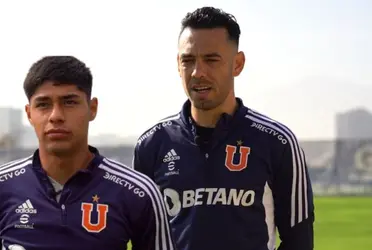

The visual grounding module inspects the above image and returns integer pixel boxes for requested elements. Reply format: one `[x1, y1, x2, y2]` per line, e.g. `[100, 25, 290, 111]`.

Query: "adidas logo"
[15, 199, 37, 214]
[163, 149, 180, 163]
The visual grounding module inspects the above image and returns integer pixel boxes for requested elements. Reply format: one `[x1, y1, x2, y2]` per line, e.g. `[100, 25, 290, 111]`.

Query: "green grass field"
[309, 196, 372, 250]
[128, 196, 372, 250]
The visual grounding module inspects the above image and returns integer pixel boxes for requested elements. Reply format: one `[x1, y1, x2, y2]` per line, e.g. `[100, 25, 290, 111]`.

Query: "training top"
[0, 146, 175, 250]
[133, 98, 314, 250]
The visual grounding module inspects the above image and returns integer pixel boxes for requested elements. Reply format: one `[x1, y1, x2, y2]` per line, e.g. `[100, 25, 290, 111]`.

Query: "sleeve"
[273, 140, 315, 250]
[131, 180, 176, 250]
[132, 142, 143, 171]
[132, 141, 155, 180]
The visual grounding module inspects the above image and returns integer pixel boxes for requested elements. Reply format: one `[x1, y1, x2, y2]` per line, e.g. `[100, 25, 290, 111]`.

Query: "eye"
[182, 60, 193, 64]
[64, 100, 78, 105]
[35, 102, 49, 108]
[206, 58, 219, 62]
[181, 57, 194, 63]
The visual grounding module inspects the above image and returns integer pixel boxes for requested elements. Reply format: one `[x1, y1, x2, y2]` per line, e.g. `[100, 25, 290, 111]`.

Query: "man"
[0, 56, 175, 250]
[133, 7, 314, 250]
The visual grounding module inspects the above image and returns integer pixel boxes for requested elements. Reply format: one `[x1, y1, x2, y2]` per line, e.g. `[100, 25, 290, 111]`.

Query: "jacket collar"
[30, 145, 103, 200]
[32, 145, 102, 175]
[180, 97, 248, 139]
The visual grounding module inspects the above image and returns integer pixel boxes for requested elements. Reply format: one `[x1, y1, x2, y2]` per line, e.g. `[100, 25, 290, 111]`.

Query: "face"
[25, 81, 98, 156]
[177, 27, 245, 110]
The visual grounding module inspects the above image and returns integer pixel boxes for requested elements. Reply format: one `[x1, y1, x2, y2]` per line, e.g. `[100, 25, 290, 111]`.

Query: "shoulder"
[136, 113, 181, 148]
[0, 156, 33, 174]
[0, 156, 33, 170]
[0, 156, 33, 185]
[244, 108, 301, 148]
[99, 157, 162, 200]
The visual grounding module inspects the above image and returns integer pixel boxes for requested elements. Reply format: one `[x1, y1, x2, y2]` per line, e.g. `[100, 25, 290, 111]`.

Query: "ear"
[177, 54, 182, 77]
[232, 51, 245, 77]
[89, 97, 98, 121]
[25, 104, 33, 126]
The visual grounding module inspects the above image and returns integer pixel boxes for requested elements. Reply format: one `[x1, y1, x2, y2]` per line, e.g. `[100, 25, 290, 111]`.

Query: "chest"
[153, 137, 274, 204]
[0, 178, 130, 250]
[156, 136, 273, 183]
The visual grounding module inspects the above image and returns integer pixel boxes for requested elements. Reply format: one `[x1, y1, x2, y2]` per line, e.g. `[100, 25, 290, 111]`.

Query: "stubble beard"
[192, 99, 218, 111]
[190, 91, 228, 111]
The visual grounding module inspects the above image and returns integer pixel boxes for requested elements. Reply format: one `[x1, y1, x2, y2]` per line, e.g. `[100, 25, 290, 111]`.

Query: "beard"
[188, 87, 229, 111]
[191, 98, 218, 110]
[185, 77, 233, 111]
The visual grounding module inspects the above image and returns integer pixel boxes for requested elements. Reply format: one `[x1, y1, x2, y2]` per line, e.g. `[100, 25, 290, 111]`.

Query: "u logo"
[81, 203, 109, 233]
[225, 144, 251, 171]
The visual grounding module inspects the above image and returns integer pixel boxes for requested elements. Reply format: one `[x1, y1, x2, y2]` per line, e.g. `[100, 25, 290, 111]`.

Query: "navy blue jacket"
[0, 146, 175, 250]
[133, 98, 314, 250]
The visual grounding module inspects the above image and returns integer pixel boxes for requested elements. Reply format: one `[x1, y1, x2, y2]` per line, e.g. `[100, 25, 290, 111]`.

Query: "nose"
[48, 104, 65, 124]
[191, 61, 207, 79]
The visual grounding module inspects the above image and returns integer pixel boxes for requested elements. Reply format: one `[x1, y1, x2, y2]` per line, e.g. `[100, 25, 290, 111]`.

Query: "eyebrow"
[204, 53, 222, 58]
[62, 94, 81, 100]
[180, 53, 222, 59]
[180, 54, 194, 59]
[34, 94, 81, 102]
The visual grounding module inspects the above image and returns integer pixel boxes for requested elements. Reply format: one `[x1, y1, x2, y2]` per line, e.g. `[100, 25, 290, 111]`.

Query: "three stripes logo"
[15, 199, 37, 214]
[162, 149, 180, 163]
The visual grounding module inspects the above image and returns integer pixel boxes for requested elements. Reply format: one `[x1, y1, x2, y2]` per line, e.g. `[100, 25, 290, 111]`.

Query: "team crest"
[225, 140, 251, 171]
[81, 194, 109, 233]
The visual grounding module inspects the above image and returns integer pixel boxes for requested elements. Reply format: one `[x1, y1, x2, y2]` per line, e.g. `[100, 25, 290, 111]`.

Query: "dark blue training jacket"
[0, 146, 175, 250]
[133, 98, 314, 250]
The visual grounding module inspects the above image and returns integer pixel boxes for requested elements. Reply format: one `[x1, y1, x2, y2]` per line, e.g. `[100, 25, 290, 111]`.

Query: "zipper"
[203, 151, 210, 175]
[61, 204, 67, 225]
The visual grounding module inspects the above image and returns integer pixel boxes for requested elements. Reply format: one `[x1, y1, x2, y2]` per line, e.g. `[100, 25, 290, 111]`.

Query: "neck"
[39, 145, 93, 185]
[191, 92, 237, 128]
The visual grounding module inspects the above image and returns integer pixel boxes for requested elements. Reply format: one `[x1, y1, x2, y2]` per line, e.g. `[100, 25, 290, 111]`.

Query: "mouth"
[192, 86, 212, 93]
[46, 129, 70, 134]
[45, 129, 71, 139]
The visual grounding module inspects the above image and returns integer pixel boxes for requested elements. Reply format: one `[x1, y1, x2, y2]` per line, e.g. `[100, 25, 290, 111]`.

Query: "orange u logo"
[81, 203, 109, 233]
[225, 145, 251, 171]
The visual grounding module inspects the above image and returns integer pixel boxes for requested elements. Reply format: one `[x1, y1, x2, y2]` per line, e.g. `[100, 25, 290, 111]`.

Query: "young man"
[133, 7, 314, 250]
[0, 56, 175, 250]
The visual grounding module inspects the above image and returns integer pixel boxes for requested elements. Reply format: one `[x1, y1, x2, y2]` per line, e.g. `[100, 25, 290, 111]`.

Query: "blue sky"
[0, 0, 370, 140]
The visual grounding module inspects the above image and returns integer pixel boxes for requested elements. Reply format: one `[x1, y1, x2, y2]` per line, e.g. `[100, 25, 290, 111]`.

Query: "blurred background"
[0, 0, 371, 249]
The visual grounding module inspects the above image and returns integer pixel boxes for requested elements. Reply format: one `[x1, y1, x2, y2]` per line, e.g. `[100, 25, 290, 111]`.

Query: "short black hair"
[23, 56, 92, 100]
[180, 7, 241, 46]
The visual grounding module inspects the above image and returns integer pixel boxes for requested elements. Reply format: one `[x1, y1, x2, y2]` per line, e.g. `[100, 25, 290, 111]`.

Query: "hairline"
[27, 80, 92, 102]
[178, 26, 239, 52]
